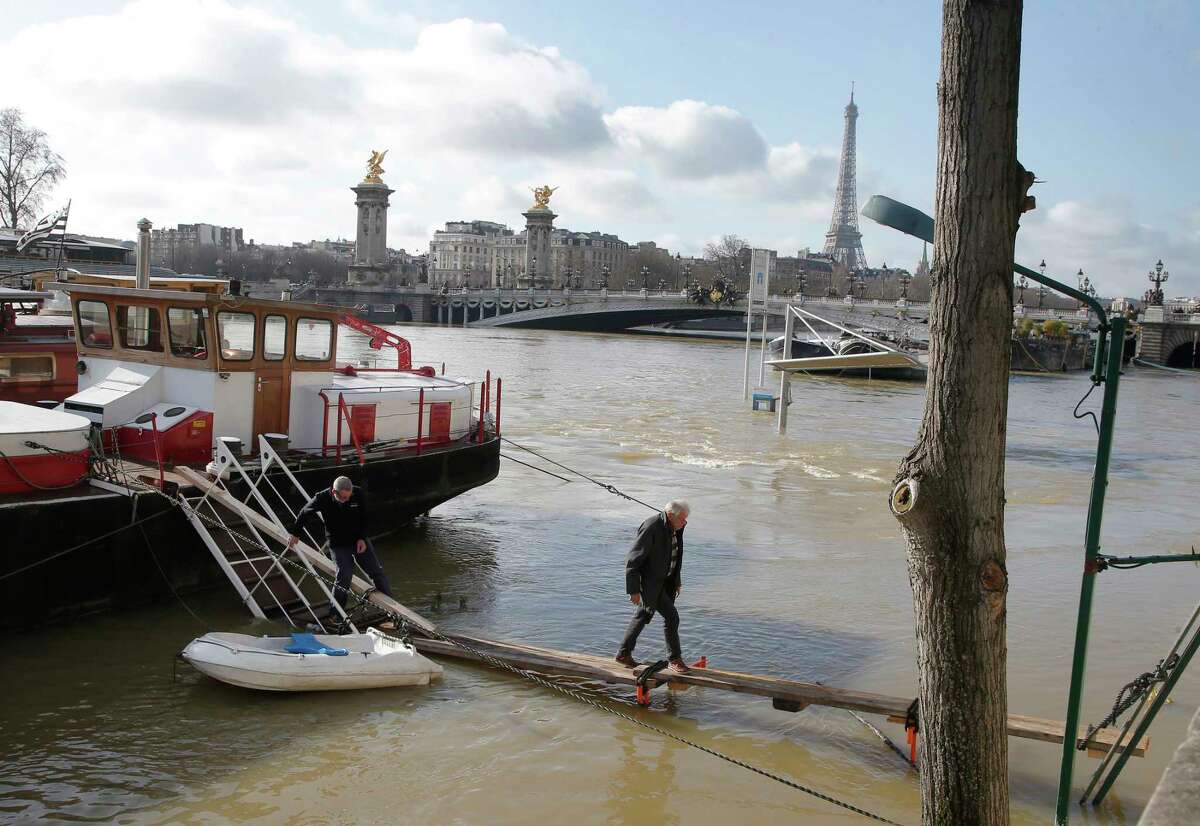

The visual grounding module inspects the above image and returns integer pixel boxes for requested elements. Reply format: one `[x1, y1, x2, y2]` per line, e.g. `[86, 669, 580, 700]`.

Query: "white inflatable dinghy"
[181, 628, 443, 691]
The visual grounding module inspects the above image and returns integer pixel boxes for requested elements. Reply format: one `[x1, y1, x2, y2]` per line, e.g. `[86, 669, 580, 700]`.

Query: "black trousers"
[331, 541, 392, 609]
[619, 589, 681, 660]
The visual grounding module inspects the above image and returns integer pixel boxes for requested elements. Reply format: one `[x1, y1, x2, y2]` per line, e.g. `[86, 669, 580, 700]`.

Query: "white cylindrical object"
[135, 218, 152, 289]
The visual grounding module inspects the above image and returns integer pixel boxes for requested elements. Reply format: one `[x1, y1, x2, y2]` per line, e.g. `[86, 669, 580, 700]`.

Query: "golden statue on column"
[364, 149, 388, 184]
[530, 184, 557, 209]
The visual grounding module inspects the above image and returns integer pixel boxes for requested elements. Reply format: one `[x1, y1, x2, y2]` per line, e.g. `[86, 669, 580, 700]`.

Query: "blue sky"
[5, 0, 1197, 295]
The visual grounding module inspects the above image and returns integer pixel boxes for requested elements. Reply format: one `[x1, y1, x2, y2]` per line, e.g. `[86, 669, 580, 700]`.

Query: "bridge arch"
[1166, 339, 1200, 368]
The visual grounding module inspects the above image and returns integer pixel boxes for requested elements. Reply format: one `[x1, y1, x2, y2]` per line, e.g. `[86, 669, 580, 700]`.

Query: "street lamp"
[898, 271, 912, 300]
[1147, 259, 1169, 307]
[1017, 273, 1028, 305]
[531, 255, 538, 289]
[601, 264, 610, 289]
[1038, 259, 1048, 308]
[640, 265, 649, 289]
[1077, 268, 1090, 309]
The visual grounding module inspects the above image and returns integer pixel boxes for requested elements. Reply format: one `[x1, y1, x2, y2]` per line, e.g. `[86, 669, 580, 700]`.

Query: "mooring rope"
[500, 436, 660, 512]
[499, 451, 573, 482]
[1079, 654, 1179, 751]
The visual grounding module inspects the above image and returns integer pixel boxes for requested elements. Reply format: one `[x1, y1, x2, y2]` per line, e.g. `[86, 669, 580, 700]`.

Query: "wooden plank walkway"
[411, 631, 1148, 758]
[177, 466, 1147, 760]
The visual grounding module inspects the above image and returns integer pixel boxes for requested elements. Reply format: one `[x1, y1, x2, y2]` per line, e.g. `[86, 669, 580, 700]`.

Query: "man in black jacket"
[287, 476, 392, 612]
[616, 500, 691, 674]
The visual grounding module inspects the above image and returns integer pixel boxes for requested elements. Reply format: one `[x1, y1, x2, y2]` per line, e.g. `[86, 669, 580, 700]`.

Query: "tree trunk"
[892, 2, 1025, 824]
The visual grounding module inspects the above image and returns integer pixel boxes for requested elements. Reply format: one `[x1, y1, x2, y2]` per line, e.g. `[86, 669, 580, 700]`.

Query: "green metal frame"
[860, 196, 1138, 825]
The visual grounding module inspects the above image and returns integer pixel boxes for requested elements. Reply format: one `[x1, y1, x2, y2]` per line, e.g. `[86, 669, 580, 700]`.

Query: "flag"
[16, 204, 70, 253]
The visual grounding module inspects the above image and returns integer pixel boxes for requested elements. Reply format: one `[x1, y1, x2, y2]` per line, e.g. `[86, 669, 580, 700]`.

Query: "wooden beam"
[175, 466, 437, 634]
[410, 631, 1147, 758]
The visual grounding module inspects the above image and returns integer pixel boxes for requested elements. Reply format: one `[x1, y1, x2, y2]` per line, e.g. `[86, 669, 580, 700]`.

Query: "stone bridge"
[296, 284, 1093, 335]
[1138, 308, 1200, 367]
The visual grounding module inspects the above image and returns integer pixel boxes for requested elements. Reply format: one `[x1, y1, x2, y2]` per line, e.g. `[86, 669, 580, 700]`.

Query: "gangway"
[174, 460, 436, 635]
[176, 436, 350, 631]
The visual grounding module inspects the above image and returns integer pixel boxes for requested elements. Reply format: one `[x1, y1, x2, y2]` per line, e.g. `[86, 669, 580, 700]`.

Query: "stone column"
[523, 207, 556, 290]
[348, 180, 394, 285]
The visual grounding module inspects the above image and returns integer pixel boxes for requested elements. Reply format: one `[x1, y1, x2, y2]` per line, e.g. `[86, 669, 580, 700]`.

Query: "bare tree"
[890, 2, 1029, 824]
[702, 234, 748, 285]
[0, 109, 66, 231]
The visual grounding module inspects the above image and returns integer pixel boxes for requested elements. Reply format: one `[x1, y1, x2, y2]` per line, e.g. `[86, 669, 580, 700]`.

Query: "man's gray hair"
[664, 499, 690, 517]
[333, 476, 354, 492]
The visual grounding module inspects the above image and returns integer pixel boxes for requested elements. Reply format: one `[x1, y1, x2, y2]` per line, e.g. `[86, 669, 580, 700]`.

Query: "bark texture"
[896, 2, 1025, 824]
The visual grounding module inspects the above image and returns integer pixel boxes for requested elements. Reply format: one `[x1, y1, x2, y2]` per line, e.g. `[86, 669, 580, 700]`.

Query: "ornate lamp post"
[1037, 259, 1048, 309]
[1077, 269, 1091, 309]
[1147, 259, 1169, 307]
[640, 265, 649, 289]
[1017, 273, 1028, 305]
[682, 261, 692, 290]
[674, 252, 682, 289]
[531, 255, 538, 290]
[898, 271, 912, 300]
[797, 270, 807, 298]
[601, 264, 610, 289]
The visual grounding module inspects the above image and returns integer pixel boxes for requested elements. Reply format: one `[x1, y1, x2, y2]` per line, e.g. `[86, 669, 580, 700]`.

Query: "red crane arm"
[338, 313, 413, 370]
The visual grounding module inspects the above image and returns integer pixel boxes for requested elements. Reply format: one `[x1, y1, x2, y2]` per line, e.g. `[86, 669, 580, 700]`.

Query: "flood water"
[3, 325, 1199, 825]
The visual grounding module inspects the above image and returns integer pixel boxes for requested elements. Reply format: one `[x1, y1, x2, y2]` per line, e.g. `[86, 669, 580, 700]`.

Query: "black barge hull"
[0, 436, 500, 629]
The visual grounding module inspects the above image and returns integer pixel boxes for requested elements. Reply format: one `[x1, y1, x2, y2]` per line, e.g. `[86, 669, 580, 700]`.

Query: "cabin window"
[295, 317, 332, 361]
[0, 354, 55, 381]
[167, 307, 208, 358]
[263, 314, 287, 361]
[77, 300, 113, 349]
[217, 311, 256, 361]
[116, 305, 164, 352]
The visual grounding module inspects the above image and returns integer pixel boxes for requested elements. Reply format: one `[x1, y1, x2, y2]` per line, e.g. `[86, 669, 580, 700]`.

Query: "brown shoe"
[668, 658, 691, 674]
[615, 652, 639, 669]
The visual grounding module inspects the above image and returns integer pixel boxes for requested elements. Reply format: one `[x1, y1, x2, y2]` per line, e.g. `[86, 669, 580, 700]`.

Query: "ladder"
[177, 435, 352, 632]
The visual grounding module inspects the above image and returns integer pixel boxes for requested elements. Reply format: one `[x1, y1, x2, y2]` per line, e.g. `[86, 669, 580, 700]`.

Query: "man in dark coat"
[616, 500, 691, 674]
[287, 476, 392, 613]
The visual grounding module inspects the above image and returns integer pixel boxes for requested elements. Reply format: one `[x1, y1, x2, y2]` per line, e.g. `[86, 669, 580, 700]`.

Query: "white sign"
[748, 248, 772, 307]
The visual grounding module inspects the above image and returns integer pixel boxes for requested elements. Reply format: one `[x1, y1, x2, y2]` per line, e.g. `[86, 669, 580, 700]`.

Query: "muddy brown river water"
[2, 325, 1198, 824]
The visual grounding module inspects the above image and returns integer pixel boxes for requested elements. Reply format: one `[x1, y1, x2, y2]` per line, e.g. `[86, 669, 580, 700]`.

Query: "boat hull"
[0, 435, 500, 629]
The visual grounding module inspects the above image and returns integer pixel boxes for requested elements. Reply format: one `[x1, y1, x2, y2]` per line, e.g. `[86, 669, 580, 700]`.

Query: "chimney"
[136, 218, 152, 289]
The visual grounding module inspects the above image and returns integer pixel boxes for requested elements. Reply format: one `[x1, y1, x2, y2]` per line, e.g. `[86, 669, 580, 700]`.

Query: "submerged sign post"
[743, 248, 773, 400]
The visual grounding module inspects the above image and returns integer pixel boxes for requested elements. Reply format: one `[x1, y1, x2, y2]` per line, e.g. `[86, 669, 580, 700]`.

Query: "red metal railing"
[317, 373, 503, 462]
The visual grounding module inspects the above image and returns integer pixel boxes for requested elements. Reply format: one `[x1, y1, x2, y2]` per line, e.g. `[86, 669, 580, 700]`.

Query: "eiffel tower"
[822, 88, 868, 271]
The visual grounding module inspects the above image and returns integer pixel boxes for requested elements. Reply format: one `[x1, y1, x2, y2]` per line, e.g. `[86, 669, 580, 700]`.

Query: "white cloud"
[11, 0, 1185, 295]
[3, 2, 612, 243]
[1016, 198, 1199, 297]
[605, 100, 767, 180]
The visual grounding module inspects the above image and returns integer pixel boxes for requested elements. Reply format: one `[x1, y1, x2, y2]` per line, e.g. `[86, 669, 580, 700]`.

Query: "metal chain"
[1079, 654, 1179, 749]
[142, 478, 905, 824]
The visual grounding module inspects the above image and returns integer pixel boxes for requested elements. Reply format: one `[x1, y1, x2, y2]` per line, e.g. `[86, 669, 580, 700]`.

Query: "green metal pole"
[1054, 315, 1127, 825]
[1090, 610, 1200, 804]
